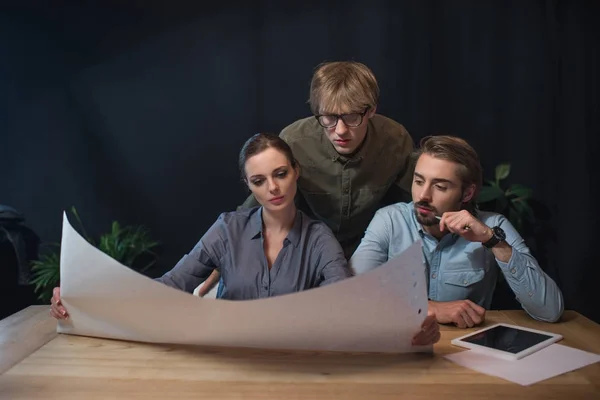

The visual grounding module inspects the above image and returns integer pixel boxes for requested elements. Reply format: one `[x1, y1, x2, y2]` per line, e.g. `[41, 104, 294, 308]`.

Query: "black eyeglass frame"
[314, 108, 370, 128]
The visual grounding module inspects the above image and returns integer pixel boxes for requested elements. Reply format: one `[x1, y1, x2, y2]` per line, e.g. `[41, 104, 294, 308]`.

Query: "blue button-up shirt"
[156, 207, 352, 300]
[349, 202, 564, 322]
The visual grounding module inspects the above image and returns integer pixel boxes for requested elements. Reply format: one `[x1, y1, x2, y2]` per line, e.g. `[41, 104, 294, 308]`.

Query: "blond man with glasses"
[199, 61, 415, 298]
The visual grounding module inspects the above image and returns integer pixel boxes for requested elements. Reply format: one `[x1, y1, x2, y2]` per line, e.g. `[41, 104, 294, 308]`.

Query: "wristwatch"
[482, 226, 506, 248]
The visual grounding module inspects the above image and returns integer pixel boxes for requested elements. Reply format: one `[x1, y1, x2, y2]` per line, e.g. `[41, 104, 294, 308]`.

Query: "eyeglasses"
[314, 108, 370, 128]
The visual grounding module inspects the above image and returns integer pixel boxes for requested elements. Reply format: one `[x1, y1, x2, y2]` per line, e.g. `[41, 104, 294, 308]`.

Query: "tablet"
[451, 323, 563, 361]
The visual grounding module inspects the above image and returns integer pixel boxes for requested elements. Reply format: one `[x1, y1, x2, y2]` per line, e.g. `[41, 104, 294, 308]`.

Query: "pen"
[435, 215, 471, 231]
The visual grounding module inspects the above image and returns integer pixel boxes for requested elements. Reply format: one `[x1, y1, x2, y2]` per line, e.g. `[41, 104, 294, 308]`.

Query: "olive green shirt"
[239, 114, 415, 258]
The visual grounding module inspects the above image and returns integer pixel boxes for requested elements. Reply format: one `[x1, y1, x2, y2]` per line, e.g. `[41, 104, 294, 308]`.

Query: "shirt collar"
[408, 202, 426, 237]
[249, 207, 303, 248]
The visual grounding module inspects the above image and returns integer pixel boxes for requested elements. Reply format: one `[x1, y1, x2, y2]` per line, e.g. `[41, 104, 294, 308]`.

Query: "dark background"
[1, 1, 598, 322]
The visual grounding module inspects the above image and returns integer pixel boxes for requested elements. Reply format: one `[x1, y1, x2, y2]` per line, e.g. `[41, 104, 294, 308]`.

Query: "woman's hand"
[412, 310, 441, 346]
[198, 270, 221, 297]
[50, 287, 69, 320]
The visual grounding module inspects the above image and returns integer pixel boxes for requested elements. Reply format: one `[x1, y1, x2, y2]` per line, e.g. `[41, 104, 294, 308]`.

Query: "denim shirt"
[349, 202, 564, 322]
[156, 207, 352, 300]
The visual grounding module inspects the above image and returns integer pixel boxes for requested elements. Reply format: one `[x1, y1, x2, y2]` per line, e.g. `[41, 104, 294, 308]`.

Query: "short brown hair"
[412, 135, 483, 213]
[308, 61, 379, 115]
[238, 133, 297, 181]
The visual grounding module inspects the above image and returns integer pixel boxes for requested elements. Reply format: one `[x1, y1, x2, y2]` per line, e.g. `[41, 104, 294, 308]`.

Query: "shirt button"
[463, 280, 468, 285]
[511, 268, 516, 274]
[431, 273, 437, 279]
[528, 292, 533, 297]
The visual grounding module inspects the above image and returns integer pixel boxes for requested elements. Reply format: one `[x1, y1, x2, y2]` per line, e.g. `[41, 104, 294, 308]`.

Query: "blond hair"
[308, 61, 379, 115]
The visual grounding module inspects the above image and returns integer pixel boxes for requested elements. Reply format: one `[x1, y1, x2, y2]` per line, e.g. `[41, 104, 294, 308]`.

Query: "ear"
[294, 164, 300, 181]
[367, 106, 377, 118]
[462, 184, 476, 203]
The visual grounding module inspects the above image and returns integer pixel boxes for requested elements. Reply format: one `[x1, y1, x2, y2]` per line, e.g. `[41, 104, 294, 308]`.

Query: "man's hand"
[429, 299, 486, 328]
[197, 270, 221, 297]
[412, 310, 441, 346]
[438, 210, 493, 243]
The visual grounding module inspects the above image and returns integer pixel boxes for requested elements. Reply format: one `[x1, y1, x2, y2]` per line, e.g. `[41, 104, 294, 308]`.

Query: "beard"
[414, 201, 439, 226]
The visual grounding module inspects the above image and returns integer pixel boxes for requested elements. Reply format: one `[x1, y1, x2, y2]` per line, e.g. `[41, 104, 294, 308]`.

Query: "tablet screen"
[460, 325, 553, 354]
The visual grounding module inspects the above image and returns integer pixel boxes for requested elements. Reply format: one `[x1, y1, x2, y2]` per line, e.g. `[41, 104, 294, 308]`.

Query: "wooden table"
[0, 306, 599, 399]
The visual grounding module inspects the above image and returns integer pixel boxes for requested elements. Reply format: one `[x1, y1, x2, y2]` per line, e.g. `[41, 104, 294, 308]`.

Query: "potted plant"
[30, 207, 159, 302]
[476, 163, 554, 309]
[477, 163, 535, 233]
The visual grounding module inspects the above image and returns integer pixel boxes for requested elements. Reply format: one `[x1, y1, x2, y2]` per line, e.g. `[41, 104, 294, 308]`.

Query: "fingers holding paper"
[412, 310, 441, 346]
[50, 287, 69, 320]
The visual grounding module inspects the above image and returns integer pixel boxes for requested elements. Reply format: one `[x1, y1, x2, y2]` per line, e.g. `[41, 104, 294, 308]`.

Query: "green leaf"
[477, 185, 505, 203]
[93, 222, 159, 268]
[139, 259, 157, 273]
[111, 221, 122, 236]
[495, 163, 511, 183]
[513, 198, 535, 223]
[506, 184, 533, 200]
[30, 250, 61, 303]
[28, 215, 159, 301]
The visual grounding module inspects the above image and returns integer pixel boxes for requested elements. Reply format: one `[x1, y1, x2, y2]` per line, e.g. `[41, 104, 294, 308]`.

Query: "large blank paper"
[445, 344, 600, 385]
[58, 213, 429, 353]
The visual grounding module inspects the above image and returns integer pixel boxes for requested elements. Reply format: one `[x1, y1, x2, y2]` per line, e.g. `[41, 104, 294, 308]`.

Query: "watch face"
[493, 226, 506, 241]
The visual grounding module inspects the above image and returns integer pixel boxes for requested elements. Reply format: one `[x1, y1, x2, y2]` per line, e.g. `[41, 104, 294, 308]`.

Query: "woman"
[50, 133, 440, 346]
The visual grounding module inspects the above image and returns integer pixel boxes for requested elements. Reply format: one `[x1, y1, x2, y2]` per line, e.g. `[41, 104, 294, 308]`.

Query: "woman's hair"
[238, 133, 298, 180]
[308, 61, 379, 115]
[411, 135, 483, 213]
